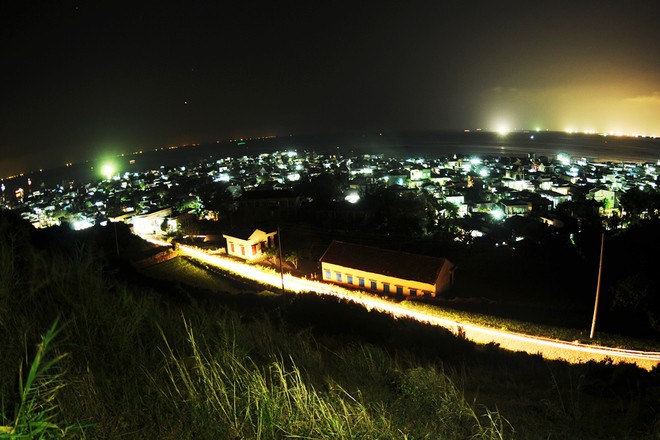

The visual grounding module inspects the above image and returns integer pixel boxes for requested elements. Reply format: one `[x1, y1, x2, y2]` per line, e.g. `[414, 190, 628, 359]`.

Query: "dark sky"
[2, 1, 659, 177]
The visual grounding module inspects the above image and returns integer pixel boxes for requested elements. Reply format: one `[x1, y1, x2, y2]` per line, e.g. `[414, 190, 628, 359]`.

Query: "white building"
[223, 228, 277, 260]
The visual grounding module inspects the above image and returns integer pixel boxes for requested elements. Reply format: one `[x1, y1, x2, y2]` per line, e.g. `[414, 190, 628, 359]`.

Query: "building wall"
[226, 237, 263, 260]
[434, 261, 454, 294]
[320, 261, 438, 297]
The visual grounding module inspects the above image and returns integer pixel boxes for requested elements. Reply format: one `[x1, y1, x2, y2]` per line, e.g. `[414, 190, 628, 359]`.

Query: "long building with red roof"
[319, 240, 455, 297]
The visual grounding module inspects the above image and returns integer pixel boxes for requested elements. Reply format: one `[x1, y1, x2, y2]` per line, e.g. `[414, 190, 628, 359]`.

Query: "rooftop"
[320, 240, 452, 285]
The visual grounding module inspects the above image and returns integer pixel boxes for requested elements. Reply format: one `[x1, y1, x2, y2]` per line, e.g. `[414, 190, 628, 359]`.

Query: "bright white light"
[72, 219, 94, 230]
[287, 173, 301, 181]
[557, 153, 571, 166]
[490, 209, 505, 220]
[286, 151, 297, 157]
[470, 157, 482, 165]
[344, 193, 360, 204]
[479, 168, 489, 177]
[496, 125, 509, 135]
[360, 168, 373, 175]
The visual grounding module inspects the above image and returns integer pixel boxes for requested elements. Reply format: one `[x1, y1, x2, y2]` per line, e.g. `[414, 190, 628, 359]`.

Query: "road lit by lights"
[143, 236, 660, 371]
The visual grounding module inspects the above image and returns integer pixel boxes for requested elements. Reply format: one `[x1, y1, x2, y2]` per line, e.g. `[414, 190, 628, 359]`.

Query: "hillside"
[1, 211, 659, 439]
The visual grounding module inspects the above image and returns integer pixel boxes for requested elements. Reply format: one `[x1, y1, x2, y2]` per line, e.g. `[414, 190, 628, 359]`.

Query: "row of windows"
[229, 242, 263, 255]
[323, 270, 431, 296]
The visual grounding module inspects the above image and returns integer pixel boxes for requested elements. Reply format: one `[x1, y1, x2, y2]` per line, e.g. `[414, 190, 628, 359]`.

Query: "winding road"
[145, 237, 660, 371]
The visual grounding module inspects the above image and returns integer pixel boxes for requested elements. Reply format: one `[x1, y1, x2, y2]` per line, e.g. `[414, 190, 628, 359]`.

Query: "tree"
[610, 272, 660, 334]
[619, 188, 650, 223]
[284, 249, 300, 270]
[262, 246, 279, 265]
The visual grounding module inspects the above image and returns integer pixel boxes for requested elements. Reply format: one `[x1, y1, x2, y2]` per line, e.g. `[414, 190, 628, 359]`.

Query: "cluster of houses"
[6, 147, 659, 233]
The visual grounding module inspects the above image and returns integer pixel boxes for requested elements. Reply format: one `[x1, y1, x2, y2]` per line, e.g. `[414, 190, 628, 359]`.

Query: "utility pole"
[113, 220, 120, 256]
[277, 226, 285, 294]
[590, 232, 605, 339]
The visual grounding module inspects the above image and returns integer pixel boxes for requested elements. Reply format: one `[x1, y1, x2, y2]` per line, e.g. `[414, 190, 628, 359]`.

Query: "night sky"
[2, 1, 659, 178]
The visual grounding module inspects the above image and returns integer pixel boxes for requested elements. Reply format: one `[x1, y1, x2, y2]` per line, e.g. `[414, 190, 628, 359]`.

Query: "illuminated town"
[2, 1, 660, 437]
[3, 141, 658, 240]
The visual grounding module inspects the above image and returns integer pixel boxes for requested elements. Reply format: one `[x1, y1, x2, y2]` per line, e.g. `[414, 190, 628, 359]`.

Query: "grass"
[175, 247, 660, 351]
[0, 318, 83, 439]
[2, 213, 660, 439]
[193, 246, 660, 351]
[140, 256, 242, 294]
[156, 317, 513, 439]
[394, 298, 660, 352]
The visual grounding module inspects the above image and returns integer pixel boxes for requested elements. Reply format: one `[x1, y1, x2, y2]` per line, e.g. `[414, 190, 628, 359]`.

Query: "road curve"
[145, 237, 660, 371]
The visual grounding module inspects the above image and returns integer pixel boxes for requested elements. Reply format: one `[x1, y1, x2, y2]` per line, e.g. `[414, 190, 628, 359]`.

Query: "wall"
[320, 261, 438, 297]
[226, 237, 263, 260]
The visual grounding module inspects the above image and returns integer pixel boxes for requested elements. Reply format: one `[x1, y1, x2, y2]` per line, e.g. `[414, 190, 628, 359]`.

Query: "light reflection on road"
[144, 236, 660, 371]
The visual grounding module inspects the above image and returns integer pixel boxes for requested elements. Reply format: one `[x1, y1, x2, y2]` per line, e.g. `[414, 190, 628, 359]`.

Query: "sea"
[3, 131, 660, 194]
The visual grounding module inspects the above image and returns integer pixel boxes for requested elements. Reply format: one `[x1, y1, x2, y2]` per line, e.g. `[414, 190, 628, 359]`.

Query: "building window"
[335, 272, 342, 282]
[230, 242, 234, 253]
[240, 245, 245, 255]
[410, 288, 417, 296]
[324, 270, 331, 279]
[383, 283, 390, 293]
[396, 286, 403, 295]
[251, 244, 257, 254]
[347, 275, 353, 284]
[370, 280, 377, 290]
[359, 277, 365, 287]
[423, 290, 432, 297]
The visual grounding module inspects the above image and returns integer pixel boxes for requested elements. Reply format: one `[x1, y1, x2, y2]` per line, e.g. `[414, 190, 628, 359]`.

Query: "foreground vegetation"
[1, 212, 660, 439]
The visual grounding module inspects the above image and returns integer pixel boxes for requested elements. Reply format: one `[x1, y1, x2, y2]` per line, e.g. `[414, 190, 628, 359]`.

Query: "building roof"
[223, 227, 276, 241]
[319, 240, 452, 285]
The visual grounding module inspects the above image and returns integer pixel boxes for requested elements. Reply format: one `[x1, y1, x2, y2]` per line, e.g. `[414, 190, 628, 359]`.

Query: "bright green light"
[101, 163, 115, 180]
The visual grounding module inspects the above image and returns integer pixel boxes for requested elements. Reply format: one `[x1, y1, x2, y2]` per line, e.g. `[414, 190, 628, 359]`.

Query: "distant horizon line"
[2, 128, 659, 181]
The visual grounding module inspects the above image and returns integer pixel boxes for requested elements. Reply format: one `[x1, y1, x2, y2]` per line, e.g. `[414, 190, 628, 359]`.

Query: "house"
[587, 188, 619, 210]
[500, 199, 532, 216]
[223, 228, 277, 260]
[538, 190, 571, 208]
[132, 207, 173, 235]
[319, 241, 455, 297]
